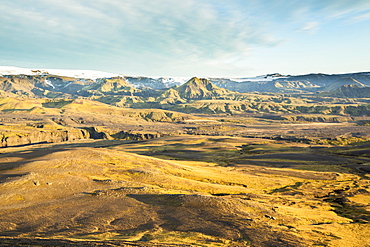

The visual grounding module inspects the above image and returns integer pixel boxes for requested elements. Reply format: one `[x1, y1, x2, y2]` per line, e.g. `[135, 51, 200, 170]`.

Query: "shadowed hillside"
[320, 84, 370, 98]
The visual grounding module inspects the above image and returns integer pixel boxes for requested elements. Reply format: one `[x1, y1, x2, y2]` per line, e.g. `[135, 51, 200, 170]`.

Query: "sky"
[1, 0, 370, 77]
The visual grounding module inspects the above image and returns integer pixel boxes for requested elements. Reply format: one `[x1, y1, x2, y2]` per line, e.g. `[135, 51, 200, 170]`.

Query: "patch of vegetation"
[42, 99, 74, 108]
[269, 182, 304, 194]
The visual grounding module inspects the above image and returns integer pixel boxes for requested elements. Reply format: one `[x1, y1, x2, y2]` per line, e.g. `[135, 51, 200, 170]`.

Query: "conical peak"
[186, 77, 212, 86]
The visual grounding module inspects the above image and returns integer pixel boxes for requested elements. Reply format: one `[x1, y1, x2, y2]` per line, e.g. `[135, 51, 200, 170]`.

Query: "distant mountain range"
[209, 73, 370, 93]
[2, 66, 370, 117]
[1, 66, 370, 96]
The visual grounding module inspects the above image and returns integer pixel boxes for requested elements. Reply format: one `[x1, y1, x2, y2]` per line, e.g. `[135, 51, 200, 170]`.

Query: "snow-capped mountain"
[1, 66, 370, 94]
[0, 66, 120, 80]
[223, 73, 289, 82]
[209, 72, 370, 93]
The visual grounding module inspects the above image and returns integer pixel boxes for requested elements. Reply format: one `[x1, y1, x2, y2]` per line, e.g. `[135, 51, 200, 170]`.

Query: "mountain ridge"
[319, 84, 370, 98]
[1, 66, 370, 95]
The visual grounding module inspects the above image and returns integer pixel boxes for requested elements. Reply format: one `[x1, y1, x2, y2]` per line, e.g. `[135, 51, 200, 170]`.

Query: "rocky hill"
[322, 77, 365, 91]
[0, 74, 94, 97]
[0, 75, 35, 96]
[173, 77, 233, 100]
[80, 77, 139, 96]
[156, 88, 187, 104]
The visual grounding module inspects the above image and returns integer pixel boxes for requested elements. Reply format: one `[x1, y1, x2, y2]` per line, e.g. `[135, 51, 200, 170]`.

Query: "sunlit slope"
[0, 97, 190, 122]
[0, 140, 369, 246]
[0, 97, 60, 115]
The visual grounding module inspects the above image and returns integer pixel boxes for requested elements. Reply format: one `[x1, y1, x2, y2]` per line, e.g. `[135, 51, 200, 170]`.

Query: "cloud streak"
[300, 22, 320, 33]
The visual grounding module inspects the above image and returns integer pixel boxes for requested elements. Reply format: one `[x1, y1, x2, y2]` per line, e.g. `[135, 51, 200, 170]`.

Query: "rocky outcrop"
[0, 127, 165, 147]
[0, 129, 90, 147]
[111, 131, 160, 141]
[81, 127, 112, 140]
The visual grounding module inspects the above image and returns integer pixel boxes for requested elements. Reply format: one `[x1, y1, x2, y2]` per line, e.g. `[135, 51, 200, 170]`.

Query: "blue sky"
[1, 0, 370, 77]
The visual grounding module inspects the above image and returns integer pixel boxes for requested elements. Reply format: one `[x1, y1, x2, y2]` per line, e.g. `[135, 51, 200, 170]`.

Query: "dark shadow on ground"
[0, 237, 188, 246]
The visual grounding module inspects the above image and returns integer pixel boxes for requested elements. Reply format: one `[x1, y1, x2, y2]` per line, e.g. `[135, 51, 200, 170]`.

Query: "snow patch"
[63, 81, 73, 88]
[126, 76, 189, 89]
[45, 79, 55, 89]
[228, 75, 289, 82]
[153, 77, 190, 86]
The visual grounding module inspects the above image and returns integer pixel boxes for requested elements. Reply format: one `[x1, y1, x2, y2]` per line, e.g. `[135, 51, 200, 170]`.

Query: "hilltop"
[174, 77, 233, 99]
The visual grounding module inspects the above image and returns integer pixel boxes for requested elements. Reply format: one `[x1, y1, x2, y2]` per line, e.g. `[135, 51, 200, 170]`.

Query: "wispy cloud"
[350, 11, 370, 23]
[300, 22, 320, 33]
[1, 0, 369, 76]
[321, 0, 370, 19]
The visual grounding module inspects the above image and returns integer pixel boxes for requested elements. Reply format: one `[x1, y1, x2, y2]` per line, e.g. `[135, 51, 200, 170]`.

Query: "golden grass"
[0, 136, 369, 246]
